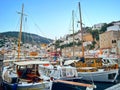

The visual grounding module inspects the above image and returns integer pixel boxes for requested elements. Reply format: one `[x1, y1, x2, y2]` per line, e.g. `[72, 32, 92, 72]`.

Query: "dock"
[105, 83, 120, 90]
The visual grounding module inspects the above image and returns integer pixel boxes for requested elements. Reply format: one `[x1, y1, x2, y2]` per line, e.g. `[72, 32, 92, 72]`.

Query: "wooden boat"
[64, 2, 119, 83]
[72, 57, 119, 82]
[2, 60, 51, 90]
[39, 63, 96, 90]
[1, 4, 51, 90]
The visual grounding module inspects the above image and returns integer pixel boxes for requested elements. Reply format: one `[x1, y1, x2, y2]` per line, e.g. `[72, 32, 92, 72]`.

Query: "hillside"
[0, 31, 53, 44]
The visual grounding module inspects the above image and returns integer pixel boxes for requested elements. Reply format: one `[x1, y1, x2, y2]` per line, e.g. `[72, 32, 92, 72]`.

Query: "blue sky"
[0, 0, 120, 40]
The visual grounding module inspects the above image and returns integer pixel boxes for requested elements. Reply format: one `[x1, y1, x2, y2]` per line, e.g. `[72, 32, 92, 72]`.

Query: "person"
[80, 57, 85, 63]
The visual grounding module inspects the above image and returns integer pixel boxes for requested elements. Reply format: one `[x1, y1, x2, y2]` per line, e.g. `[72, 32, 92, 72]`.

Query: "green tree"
[99, 23, 107, 34]
[77, 40, 82, 46]
[90, 29, 99, 41]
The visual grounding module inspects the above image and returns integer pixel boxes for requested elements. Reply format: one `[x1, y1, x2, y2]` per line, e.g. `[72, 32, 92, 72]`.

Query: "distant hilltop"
[0, 31, 53, 45]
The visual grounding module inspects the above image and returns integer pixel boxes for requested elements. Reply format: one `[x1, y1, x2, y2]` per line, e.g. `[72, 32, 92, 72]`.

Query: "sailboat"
[1, 4, 51, 90]
[39, 63, 80, 80]
[39, 60, 97, 90]
[38, 9, 97, 90]
[64, 2, 119, 83]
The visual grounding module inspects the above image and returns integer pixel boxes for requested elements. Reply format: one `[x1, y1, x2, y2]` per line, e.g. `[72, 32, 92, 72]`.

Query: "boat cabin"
[39, 65, 78, 80]
[14, 60, 50, 83]
[72, 57, 118, 72]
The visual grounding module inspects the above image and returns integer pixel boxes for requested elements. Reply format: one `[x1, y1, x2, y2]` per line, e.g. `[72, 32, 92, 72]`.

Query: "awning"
[3, 59, 18, 63]
[64, 59, 79, 65]
[14, 60, 50, 66]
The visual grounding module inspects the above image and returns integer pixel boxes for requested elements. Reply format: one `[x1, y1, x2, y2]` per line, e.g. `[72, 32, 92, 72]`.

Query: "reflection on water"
[52, 75, 120, 90]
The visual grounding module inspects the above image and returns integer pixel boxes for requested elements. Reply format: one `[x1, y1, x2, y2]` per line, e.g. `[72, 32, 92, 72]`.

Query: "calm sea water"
[52, 75, 120, 90]
[52, 81, 116, 90]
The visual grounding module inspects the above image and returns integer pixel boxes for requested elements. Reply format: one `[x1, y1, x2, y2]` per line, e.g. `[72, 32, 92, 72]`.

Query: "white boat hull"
[2, 81, 50, 90]
[78, 69, 119, 82]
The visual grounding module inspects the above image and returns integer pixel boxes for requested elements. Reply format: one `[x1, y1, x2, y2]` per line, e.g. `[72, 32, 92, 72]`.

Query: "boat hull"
[78, 69, 119, 82]
[2, 81, 50, 90]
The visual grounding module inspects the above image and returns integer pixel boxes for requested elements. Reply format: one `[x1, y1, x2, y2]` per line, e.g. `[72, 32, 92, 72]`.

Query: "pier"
[105, 83, 120, 90]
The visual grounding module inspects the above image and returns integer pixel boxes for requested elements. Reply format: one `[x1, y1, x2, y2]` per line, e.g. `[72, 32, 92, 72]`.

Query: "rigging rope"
[29, 15, 53, 43]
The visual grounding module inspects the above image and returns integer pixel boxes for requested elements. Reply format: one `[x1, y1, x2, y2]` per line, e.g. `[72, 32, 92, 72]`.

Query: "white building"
[113, 22, 120, 26]
[92, 23, 105, 30]
[107, 25, 120, 31]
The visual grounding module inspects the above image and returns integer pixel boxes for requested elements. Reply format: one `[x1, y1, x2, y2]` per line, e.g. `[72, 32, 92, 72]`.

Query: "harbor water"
[52, 81, 117, 90]
[0, 75, 119, 90]
[52, 75, 120, 90]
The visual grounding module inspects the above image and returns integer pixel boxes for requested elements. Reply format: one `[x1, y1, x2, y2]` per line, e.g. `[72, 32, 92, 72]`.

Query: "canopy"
[64, 59, 79, 65]
[3, 59, 18, 63]
[14, 60, 50, 66]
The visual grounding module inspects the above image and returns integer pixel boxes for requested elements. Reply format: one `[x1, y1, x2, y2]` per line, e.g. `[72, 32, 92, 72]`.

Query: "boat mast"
[72, 10, 75, 59]
[78, 2, 84, 58]
[18, 4, 24, 59]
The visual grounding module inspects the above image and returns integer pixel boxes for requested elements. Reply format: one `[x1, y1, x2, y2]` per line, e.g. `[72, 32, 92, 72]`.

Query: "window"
[112, 40, 116, 43]
[108, 73, 116, 79]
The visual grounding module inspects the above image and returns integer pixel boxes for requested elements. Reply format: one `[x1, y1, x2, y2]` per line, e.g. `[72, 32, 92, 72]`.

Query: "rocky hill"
[0, 31, 53, 45]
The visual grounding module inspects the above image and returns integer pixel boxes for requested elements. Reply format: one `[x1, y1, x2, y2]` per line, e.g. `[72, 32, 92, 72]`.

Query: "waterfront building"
[107, 25, 120, 31]
[92, 23, 105, 30]
[99, 30, 120, 54]
[83, 33, 93, 42]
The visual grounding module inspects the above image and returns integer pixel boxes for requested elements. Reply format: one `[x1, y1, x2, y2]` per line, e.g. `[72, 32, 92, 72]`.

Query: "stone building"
[99, 30, 120, 54]
[83, 33, 93, 42]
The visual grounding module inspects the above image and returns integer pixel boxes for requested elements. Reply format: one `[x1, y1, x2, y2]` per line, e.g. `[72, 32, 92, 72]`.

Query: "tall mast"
[18, 4, 24, 59]
[78, 2, 84, 57]
[72, 10, 75, 59]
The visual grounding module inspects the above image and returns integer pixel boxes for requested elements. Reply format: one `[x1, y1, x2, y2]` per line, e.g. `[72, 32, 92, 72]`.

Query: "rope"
[29, 15, 53, 43]
[89, 71, 94, 86]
